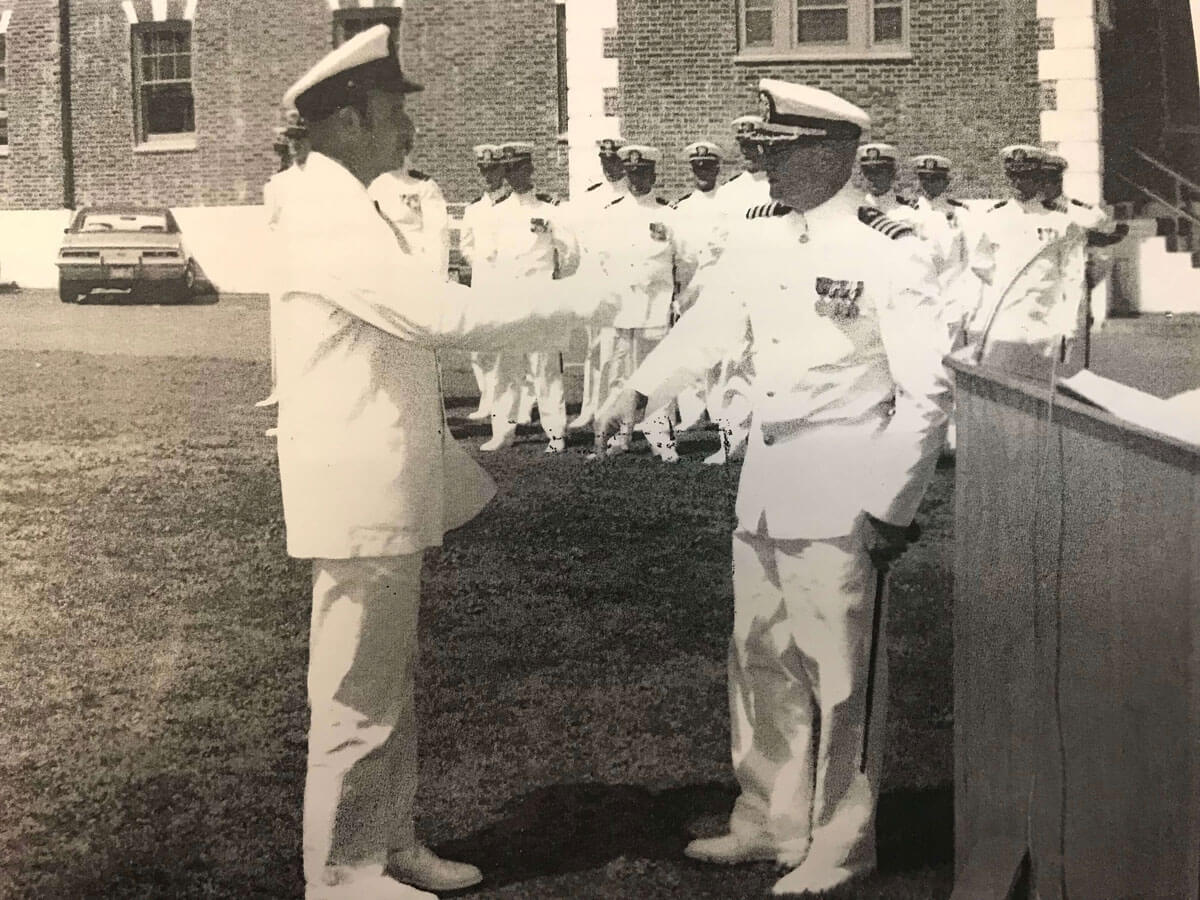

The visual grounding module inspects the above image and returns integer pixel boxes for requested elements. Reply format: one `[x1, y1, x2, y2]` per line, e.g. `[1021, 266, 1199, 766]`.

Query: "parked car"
[56, 206, 198, 303]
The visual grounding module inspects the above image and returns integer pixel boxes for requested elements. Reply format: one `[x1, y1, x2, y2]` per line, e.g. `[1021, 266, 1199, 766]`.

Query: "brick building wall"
[402, 0, 566, 206]
[615, 0, 1041, 202]
[0, 0, 562, 211]
[2, 0, 66, 209]
[67, 0, 328, 209]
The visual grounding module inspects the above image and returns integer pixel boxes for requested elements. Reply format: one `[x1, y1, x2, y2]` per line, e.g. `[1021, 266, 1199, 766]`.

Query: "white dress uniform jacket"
[270, 152, 596, 559]
[672, 186, 728, 307]
[911, 194, 973, 338]
[368, 165, 450, 278]
[591, 192, 677, 333]
[863, 190, 918, 219]
[967, 197, 1083, 372]
[632, 185, 951, 539]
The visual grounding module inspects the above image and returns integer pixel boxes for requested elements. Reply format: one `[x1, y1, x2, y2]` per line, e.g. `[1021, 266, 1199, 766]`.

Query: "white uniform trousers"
[305, 555, 421, 889]
[577, 326, 619, 425]
[727, 517, 888, 876]
[706, 356, 752, 457]
[609, 327, 675, 453]
[490, 351, 566, 442]
[469, 351, 500, 418]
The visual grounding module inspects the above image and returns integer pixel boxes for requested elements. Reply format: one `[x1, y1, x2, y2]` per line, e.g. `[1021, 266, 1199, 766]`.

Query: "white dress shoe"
[683, 832, 776, 865]
[306, 874, 437, 900]
[544, 437, 567, 454]
[479, 435, 514, 452]
[386, 845, 483, 892]
[466, 408, 491, 421]
[771, 861, 859, 895]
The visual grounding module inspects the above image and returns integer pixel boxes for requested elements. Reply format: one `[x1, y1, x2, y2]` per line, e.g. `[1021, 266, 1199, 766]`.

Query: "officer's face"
[738, 139, 763, 173]
[862, 165, 896, 195]
[762, 138, 856, 212]
[1007, 170, 1041, 201]
[1041, 171, 1064, 201]
[918, 172, 949, 199]
[363, 89, 415, 180]
[625, 164, 657, 195]
[690, 159, 719, 192]
[287, 136, 311, 166]
[600, 154, 626, 182]
[504, 158, 535, 193]
[479, 163, 505, 192]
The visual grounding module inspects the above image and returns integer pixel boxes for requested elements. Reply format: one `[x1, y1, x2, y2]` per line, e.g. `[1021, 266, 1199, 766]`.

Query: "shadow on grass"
[438, 781, 952, 894]
[438, 781, 735, 892]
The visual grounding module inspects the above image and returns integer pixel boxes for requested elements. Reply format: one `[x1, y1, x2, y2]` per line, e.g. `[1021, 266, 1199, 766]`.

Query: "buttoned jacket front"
[630, 185, 950, 539]
[368, 166, 450, 278]
[969, 197, 1083, 348]
[270, 152, 594, 559]
[590, 192, 678, 331]
[487, 190, 580, 284]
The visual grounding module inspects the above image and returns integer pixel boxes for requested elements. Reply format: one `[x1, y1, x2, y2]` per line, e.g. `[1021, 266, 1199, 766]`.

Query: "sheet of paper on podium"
[1058, 370, 1200, 446]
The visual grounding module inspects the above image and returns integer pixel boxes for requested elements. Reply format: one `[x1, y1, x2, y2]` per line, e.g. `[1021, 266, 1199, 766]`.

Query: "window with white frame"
[132, 22, 195, 143]
[739, 0, 909, 59]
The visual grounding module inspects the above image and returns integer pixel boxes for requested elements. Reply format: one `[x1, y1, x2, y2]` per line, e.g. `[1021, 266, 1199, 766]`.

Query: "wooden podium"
[948, 358, 1200, 900]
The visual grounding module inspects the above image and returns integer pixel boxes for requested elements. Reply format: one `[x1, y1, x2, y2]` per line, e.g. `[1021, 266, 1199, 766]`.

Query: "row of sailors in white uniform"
[360, 129, 1116, 459]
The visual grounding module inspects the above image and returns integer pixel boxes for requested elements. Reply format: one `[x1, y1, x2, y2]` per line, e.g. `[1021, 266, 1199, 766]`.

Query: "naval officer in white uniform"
[271, 27, 618, 900]
[598, 79, 950, 896]
[459, 143, 511, 422]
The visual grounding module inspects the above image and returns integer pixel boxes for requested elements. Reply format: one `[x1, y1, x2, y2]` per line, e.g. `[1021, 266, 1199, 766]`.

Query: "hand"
[863, 514, 920, 571]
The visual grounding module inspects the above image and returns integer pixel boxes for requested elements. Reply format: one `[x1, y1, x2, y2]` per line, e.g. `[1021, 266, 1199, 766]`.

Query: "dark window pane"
[797, 8, 848, 42]
[141, 57, 156, 81]
[143, 83, 194, 135]
[745, 9, 773, 45]
[0, 118, 8, 146]
[176, 55, 191, 79]
[874, 5, 903, 42]
[159, 54, 175, 79]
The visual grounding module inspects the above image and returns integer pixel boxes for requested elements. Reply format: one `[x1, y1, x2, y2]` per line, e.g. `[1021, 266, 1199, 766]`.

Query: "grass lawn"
[0, 347, 956, 899]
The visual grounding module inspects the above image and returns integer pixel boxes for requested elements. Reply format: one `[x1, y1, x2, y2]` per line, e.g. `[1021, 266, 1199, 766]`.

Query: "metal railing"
[1116, 147, 1200, 228]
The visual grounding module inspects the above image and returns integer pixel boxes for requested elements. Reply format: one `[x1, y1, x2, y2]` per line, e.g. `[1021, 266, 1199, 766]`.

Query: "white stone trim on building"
[0, 10, 12, 34]
[1036, 0, 1103, 203]
[558, 0, 621, 199]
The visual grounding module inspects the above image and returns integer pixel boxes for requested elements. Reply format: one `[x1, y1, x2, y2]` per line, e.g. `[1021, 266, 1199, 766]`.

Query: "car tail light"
[141, 250, 182, 258]
[59, 249, 101, 258]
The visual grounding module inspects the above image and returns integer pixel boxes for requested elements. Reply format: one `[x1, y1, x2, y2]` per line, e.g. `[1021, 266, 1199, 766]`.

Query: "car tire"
[174, 262, 197, 302]
[59, 279, 85, 303]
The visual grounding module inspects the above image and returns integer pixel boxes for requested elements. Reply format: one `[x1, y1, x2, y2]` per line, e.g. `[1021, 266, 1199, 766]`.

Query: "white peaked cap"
[283, 24, 422, 121]
[755, 78, 870, 139]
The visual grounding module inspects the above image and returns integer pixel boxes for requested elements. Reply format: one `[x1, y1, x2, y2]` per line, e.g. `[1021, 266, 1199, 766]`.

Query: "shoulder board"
[727, 172, 744, 182]
[586, 182, 602, 192]
[858, 205, 916, 239]
[1070, 198, 1094, 209]
[407, 168, 430, 181]
[471, 192, 485, 204]
[746, 201, 792, 220]
[948, 198, 967, 207]
[535, 191, 558, 205]
[989, 199, 1009, 211]
[494, 192, 511, 204]
[672, 191, 693, 209]
[656, 196, 669, 206]
[897, 194, 919, 209]
[604, 196, 625, 208]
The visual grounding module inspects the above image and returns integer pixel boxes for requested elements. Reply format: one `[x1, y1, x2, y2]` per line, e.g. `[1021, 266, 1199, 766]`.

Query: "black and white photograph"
[1, 1, 1198, 898]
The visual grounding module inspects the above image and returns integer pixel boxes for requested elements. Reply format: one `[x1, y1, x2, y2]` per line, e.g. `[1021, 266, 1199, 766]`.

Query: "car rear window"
[77, 212, 171, 233]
